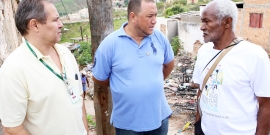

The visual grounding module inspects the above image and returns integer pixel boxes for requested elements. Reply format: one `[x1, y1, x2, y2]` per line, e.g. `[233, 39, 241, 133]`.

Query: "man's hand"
[3, 124, 29, 135]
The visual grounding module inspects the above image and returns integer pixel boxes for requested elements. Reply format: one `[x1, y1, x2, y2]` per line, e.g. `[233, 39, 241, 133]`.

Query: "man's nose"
[152, 16, 157, 24]
[58, 20, 63, 29]
[200, 23, 205, 31]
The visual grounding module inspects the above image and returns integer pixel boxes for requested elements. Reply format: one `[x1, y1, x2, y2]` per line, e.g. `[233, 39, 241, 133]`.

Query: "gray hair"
[127, 0, 155, 19]
[204, 0, 238, 32]
[15, 0, 53, 35]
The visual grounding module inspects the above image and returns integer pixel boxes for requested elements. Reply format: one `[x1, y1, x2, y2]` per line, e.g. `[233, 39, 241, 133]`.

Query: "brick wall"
[244, 0, 269, 5]
[235, 1, 270, 55]
[160, 24, 166, 36]
[191, 40, 202, 58]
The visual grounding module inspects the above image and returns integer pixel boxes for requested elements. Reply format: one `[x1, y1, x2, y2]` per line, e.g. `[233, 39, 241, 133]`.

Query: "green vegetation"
[61, 18, 127, 43]
[156, 2, 166, 15]
[86, 114, 96, 127]
[74, 42, 92, 66]
[161, 0, 243, 18]
[114, 18, 128, 30]
[171, 36, 183, 56]
[164, 5, 185, 18]
[53, 0, 87, 16]
[113, 10, 128, 19]
[62, 18, 127, 67]
[124, 0, 129, 6]
[61, 22, 90, 43]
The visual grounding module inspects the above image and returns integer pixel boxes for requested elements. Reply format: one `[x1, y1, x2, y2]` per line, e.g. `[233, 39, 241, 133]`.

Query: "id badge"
[68, 86, 79, 104]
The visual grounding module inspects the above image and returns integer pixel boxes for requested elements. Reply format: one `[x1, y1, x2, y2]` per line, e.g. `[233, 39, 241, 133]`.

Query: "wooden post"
[87, 0, 115, 134]
[80, 25, 84, 41]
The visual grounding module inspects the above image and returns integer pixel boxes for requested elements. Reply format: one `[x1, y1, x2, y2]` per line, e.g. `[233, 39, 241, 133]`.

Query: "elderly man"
[192, 0, 270, 134]
[0, 0, 87, 134]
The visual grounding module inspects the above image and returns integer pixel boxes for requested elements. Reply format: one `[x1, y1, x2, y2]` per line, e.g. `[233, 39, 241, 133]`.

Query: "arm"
[3, 125, 29, 135]
[196, 89, 202, 122]
[81, 96, 88, 132]
[255, 97, 270, 135]
[92, 76, 109, 86]
[163, 59, 174, 80]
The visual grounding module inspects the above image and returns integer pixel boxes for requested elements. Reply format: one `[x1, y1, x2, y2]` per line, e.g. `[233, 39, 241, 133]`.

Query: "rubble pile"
[164, 51, 198, 132]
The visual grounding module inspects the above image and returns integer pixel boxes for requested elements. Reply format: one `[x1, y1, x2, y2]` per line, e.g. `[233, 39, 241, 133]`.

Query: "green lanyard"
[25, 40, 65, 81]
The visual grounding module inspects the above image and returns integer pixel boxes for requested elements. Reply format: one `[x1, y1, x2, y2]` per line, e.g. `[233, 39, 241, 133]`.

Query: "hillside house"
[236, 0, 270, 54]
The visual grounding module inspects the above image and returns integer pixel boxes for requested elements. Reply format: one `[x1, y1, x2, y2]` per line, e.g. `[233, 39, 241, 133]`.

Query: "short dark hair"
[15, 0, 52, 35]
[127, 0, 155, 19]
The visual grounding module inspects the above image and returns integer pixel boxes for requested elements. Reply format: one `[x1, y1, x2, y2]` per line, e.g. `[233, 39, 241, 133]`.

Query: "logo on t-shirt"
[201, 65, 224, 113]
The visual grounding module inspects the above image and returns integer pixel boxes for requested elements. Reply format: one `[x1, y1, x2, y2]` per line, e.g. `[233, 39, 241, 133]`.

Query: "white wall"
[155, 17, 178, 42]
[178, 21, 204, 52]
[167, 19, 178, 42]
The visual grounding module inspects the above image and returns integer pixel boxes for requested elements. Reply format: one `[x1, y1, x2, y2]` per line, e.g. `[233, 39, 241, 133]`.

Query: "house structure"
[170, 11, 203, 52]
[199, 1, 270, 56]
[236, 0, 270, 54]
[155, 17, 178, 42]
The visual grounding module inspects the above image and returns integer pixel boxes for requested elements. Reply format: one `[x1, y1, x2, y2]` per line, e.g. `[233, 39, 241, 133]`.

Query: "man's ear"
[224, 17, 233, 29]
[28, 19, 39, 33]
[129, 12, 136, 23]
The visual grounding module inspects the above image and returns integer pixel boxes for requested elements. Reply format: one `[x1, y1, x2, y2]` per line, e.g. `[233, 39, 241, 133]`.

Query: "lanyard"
[25, 40, 65, 81]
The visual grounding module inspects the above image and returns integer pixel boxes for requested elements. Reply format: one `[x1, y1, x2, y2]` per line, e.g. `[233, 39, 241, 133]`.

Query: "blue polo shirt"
[92, 22, 174, 131]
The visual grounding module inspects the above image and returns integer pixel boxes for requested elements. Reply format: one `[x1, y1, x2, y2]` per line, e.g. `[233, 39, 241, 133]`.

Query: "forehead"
[44, 2, 59, 17]
[139, 1, 157, 14]
[201, 5, 218, 20]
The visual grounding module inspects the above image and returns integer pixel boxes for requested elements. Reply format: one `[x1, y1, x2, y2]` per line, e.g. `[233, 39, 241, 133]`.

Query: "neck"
[24, 35, 55, 56]
[213, 33, 237, 50]
[124, 23, 144, 45]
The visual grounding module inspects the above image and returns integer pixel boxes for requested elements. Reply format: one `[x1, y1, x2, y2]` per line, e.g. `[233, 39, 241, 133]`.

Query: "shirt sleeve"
[250, 48, 270, 97]
[0, 67, 28, 127]
[192, 46, 204, 89]
[92, 45, 112, 81]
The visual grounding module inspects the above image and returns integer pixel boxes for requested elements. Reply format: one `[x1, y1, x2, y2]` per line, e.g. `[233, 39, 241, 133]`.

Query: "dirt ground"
[84, 93, 195, 135]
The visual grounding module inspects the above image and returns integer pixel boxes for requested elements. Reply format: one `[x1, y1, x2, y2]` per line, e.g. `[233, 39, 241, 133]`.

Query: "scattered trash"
[177, 121, 191, 133]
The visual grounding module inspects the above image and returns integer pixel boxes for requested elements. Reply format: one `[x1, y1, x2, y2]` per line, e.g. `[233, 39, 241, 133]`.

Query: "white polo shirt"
[0, 38, 86, 135]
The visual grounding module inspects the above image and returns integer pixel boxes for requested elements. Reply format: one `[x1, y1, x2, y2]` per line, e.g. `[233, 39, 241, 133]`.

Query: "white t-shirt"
[193, 41, 270, 135]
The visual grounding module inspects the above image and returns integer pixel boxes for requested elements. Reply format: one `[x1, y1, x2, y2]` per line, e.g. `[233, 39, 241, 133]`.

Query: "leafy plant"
[86, 114, 96, 127]
[156, 2, 165, 15]
[74, 41, 92, 66]
[171, 36, 183, 56]
[124, 0, 129, 6]
[172, 0, 187, 5]
[164, 4, 185, 18]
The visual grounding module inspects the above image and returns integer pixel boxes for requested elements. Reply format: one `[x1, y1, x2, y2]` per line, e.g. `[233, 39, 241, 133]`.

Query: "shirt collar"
[117, 22, 154, 38]
[22, 37, 65, 60]
[117, 22, 154, 44]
